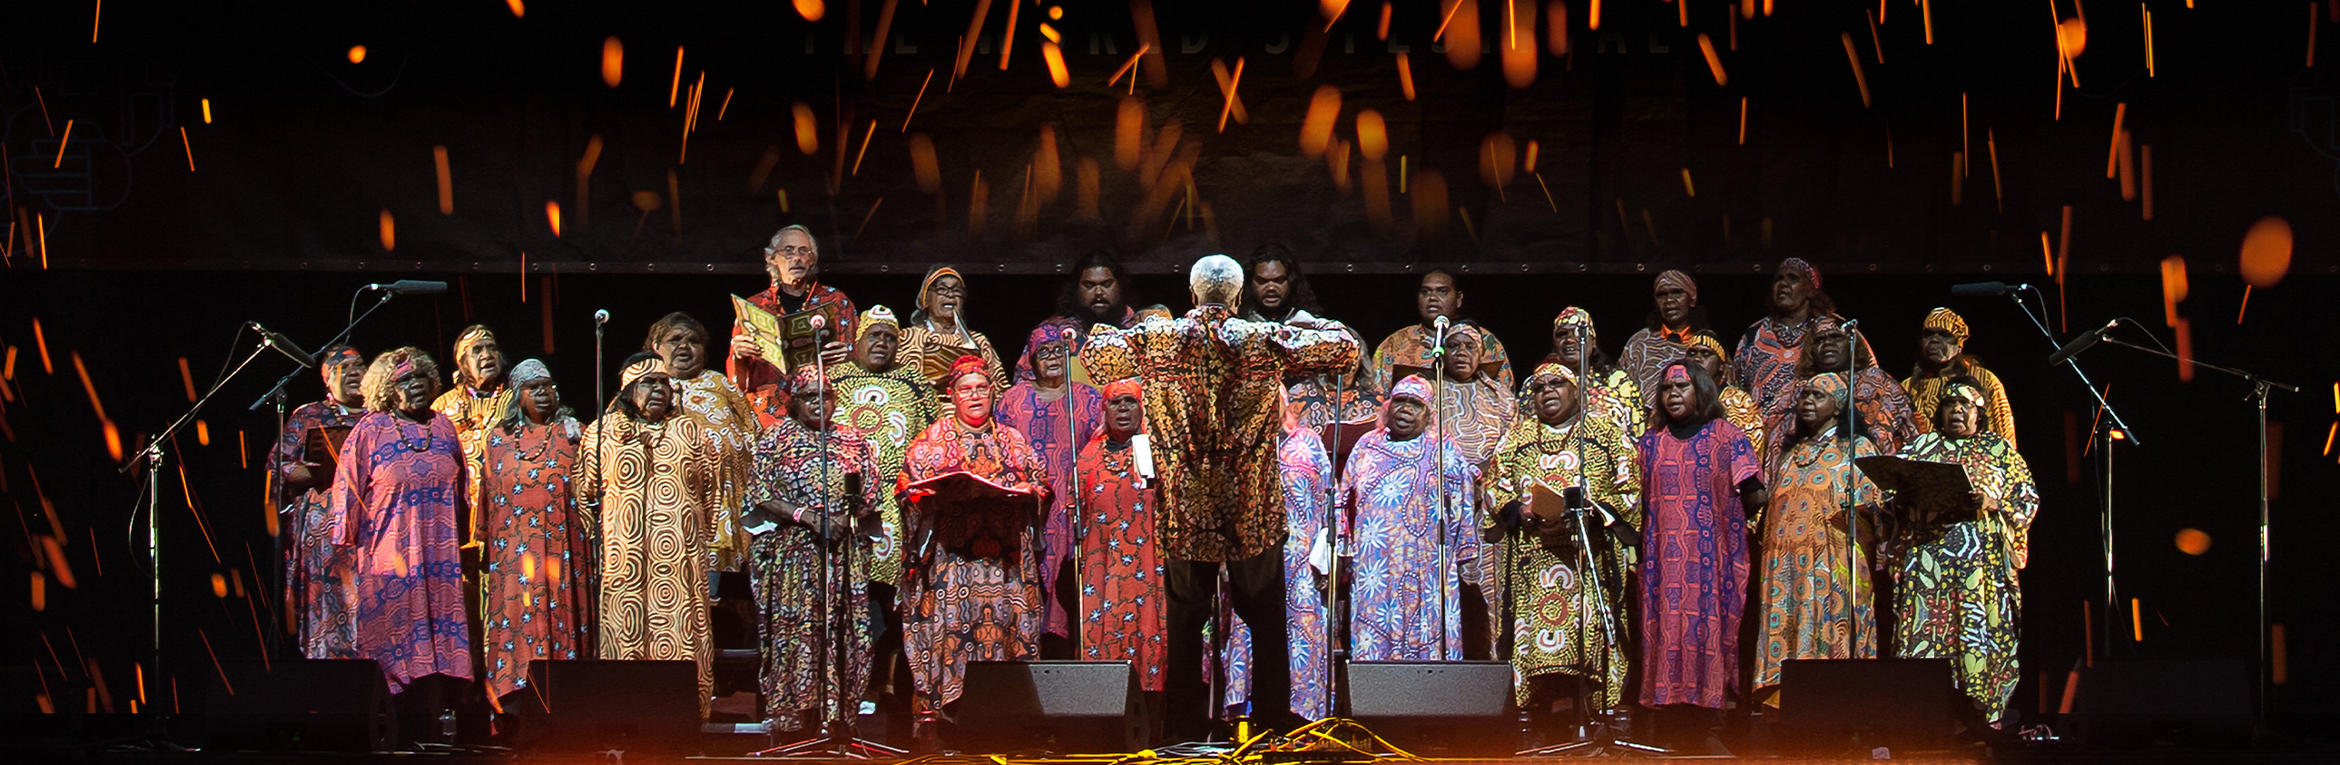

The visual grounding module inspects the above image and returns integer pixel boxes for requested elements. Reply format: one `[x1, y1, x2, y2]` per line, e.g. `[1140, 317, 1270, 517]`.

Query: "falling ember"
[1680, 167, 1697, 197]
[794, 0, 825, 22]
[1396, 52, 1416, 100]
[2239, 216, 2294, 288]
[792, 102, 819, 155]
[434, 146, 454, 214]
[2061, 17, 2087, 57]
[2040, 232, 2055, 275]
[1444, 0, 1483, 71]
[668, 46, 685, 108]
[545, 201, 561, 237]
[1922, 0, 1935, 43]
[1548, 0, 1567, 54]
[196, 420, 209, 446]
[2327, 422, 2337, 455]
[1114, 98, 1146, 171]
[601, 37, 623, 87]
[54, 120, 73, 169]
[902, 69, 934, 131]
[853, 197, 884, 245]
[1213, 58, 1248, 131]
[1589, 0, 1601, 30]
[1697, 34, 1727, 85]
[71, 352, 105, 420]
[851, 119, 877, 176]
[1381, 1, 1395, 40]
[1501, 0, 1537, 88]
[103, 421, 121, 462]
[379, 210, 396, 251]
[41, 536, 74, 589]
[347, 46, 367, 64]
[1523, 139, 1539, 173]
[2159, 255, 2188, 327]
[505, 0, 524, 17]
[1299, 85, 1342, 158]
[2174, 528, 2212, 555]
[2238, 285, 2253, 324]
[32, 319, 52, 374]
[200, 98, 212, 123]
[177, 357, 196, 401]
[910, 133, 941, 193]
[211, 573, 228, 598]
[2174, 316, 2194, 382]
[30, 572, 43, 611]
[178, 127, 195, 172]
[1042, 42, 1071, 88]
[1989, 129, 2005, 213]
[1739, 97, 1749, 144]
[1479, 132, 1519, 196]
[1842, 33, 1873, 108]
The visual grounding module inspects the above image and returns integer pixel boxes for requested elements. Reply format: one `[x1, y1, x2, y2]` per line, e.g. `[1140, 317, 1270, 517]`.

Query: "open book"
[1855, 455, 1977, 526]
[731, 295, 850, 373]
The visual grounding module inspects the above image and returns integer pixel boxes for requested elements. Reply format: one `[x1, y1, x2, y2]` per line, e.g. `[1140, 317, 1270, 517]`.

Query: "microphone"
[1951, 281, 2032, 297]
[1839, 318, 1860, 332]
[366, 279, 449, 295]
[808, 313, 832, 345]
[249, 322, 317, 368]
[2046, 318, 2120, 366]
[1062, 327, 1078, 342]
[594, 309, 610, 325]
[1431, 314, 1450, 356]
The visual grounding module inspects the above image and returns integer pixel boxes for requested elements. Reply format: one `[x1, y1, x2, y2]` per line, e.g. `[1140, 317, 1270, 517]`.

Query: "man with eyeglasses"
[730, 225, 859, 422]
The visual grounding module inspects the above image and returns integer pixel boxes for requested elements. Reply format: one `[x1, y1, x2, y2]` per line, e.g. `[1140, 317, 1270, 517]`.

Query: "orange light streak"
[32, 319, 52, 374]
[1923, 0, 1934, 43]
[41, 536, 75, 589]
[1299, 85, 1342, 158]
[793, 102, 819, 155]
[1397, 52, 1416, 100]
[1042, 41, 1070, 87]
[505, 0, 524, 17]
[1842, 33, 1872, 108]
[903, 68, 934, 131]
[2143, 5, 2154, 76]
[1681, 167, 1697, 197]
[1989, 129, 2004, 213]
[1435, 0, 1465, 40]
[92, 0, 101, 43]
[2237, 284, 2252, 324]
[1380, 1, 1393, 39]
[177, 357, 196, 401]
[866, 0, 900, 79]
[1867, 9, 1885, 63]
[717, 87, 734, 121]
[668, 46, 685, 107]
[1215, 57, 1247, 131]
[198, 629, 233, 696]
[54, 120, 73, 168]
[1107, 43, 1151, 87]
[2041, 232, 2056, 275]
[851, 119, 878, 175]
[602, 37, 623, 87]
[433, 146, 453, 214]
[36, 212, 47, 269]
[1590, 0, 1602, 29]
[1698, 34, 1727, 85]
[2105, 103, 2125, 178]
[379, 210, 395, 251]
[200, 98, 212, 123]
[956, 0, 994, 81]
[851, 197, 884, 245]
[999, 0, 1021, 70]
[71, 352, 105, 420]
[545, 202, 561, 237]
[1739, 97, 1749, 144]
[1962, 93, 1970, 174]
[178, 126, 195, 171]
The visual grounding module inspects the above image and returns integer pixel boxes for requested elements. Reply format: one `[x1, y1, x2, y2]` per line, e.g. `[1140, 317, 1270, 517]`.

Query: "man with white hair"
[730, 224, 858, 423]
[1081, 254, 1360, 740]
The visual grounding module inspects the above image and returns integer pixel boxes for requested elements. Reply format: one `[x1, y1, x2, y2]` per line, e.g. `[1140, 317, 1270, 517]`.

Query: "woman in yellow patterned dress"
[646, 312, 761, 572]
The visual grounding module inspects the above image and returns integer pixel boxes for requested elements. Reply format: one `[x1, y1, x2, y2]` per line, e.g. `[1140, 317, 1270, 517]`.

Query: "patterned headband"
[1390, 374, 1432, 403]
[1942, 381, 1986, 407]
[947, 354, 989, 386]
[1103, 377, 1143, 402]
[1685, 333, 1729, 362]
[1803, 372, 1849, 398]
[507, 358, 552, 386]
[1664, 364, 1693, 384]
[858, 304, 899, 341]
[619, 357, 668, 389]
[390, 354, 419, 380]
[1654, 269, 1698, 301]
[1531, 361, 1578, 386]
[1924, 307, 1970, 345]
[1780, 257, 1821, 290]
[919, 266, 964, 308]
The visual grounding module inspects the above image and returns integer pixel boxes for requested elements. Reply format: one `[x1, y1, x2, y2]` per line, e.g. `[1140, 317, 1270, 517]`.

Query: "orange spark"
[2160, 255, 2189, 326]
[910, 133, 942, 193]
[2143, 5, 2155, 76]
[1214, 58, 1248, 132]
[2239, 216, 2294, 288]
[32, 319, 52, 374]
[1738, 97, 1749, 144]
[999, 0, 1022, 70]
[668, 46, 684, 107]
[1842, 33, 1872, 108]
[36, 213, 47, 269]
[1989, 129, 2004, 213]
[1380, 1, 1394, 40]
[1107, 43, 1151, 87]
[716, 87, 734, 121]
[54, 120, 73, 168]
[1868, 8, 1885, 63]
[602, 37, 623, 87]
[2237, 285, 2253, 324]
[1549, 0, 1568, 54]
[1478, 132, 1516, 198]
[41, 536, 74, 589]
[851, 119, 878, 176]
[177, 357, 196, 402]
[1444, 0, 1483, 70]
[1590, 0, 1602, 30]
[433, 146, 453, 214]
[92, 0, 101, 43]
[102, 420, 122, 462]
[200, 98, 212, 123]
[1502, 0, 1536, 88]
[2141, 143, 2153, 219]
[505, 0, 524, 17]
[792, 102, 819, 155]
[794, 0, 825, 21]
[1698, 34, 1727, 85]
[2105, 103, 2126, 178]
[4, 345, 18, 379]
[30, 572, 43, 612]
[851, 197, 885, 246]
[197, 629, 233, 696]
[1042, 41, 1071, 88]
[71, 352, 105, 420]
[887, 72, 931, 134]
[1396, 52, 1416, 101]
[1299, 85, 1342, 158]
[1681, 167, 1697, 197]
[178, 126, 195, 171]
[1523, 139, 1539, 172]
[545, 201, 561, 237]
[347, 46, 366, 64]
[956, 0, 995, 81]
[2041, 231, 2056, 275]
[379, 210, 395, 251]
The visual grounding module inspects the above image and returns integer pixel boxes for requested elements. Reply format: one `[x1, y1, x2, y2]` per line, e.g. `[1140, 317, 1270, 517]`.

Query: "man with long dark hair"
[1019, 250, 1141, 384]
[1246, 243, 1381, 430]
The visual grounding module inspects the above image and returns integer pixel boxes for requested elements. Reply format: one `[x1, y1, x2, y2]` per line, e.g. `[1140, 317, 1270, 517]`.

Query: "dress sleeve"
[325, 421, 371, 547]
[1274, 322, 1363, 376]
[1078, 325, 1137, 382]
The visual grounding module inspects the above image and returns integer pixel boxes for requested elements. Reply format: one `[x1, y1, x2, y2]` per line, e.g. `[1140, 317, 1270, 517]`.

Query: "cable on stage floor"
[873, 719, 1426, 765]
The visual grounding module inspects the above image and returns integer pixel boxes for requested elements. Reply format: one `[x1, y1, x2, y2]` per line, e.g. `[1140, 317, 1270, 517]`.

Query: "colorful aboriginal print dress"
[1224, 427, 1337, 719]
[576, 414, 719, 718]
[1482, 415, 1640, 708]
[1893, 431, 2039, 723]
[747, 416, 881, 729]
[273, 399, 364, 659]
[829, 361, 942, 588]
[1343, 429, 1479, 661]
[327, 411, 473, 692]
[1074, 434, 1166, 692]
[479, 418, 584, 701]
[897, 416, 1049, 712]
[1634, 418, 1760, 709]
[1753, 431, 1884, 701]
[996, 380, 1105, 637]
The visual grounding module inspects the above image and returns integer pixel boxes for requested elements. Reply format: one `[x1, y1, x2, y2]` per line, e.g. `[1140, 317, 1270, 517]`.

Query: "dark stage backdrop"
[1, 266, 2334, 727]
[2, 1, 2338, 275]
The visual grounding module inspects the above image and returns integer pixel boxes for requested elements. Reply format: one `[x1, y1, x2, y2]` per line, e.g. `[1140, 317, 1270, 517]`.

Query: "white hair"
[764, 224, 816, 254]
[1189, 254, 1244, 307]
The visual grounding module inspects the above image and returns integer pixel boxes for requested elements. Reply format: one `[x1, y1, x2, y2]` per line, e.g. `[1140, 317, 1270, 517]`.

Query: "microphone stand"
[1323, 365, 1347, 720]
[1994, 289, 2137, 661]
[1429, 322, 1453, 661]
[2091, 333, 2294, 731]
[1839, 325, 1866, 662]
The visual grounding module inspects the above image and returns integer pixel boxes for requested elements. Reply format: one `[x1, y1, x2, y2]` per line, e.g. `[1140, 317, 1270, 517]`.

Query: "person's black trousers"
[1164, 545, 1291, 739]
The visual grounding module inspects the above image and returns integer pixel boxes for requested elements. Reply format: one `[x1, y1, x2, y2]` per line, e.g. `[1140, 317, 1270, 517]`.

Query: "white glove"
[1308, 528, 1334, 575]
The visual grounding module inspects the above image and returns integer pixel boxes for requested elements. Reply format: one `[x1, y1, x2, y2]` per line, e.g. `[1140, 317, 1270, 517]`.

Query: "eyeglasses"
[766, 244, 817, 260]
[1035, 346, 1069, 359]
[1525, 379, 1574, 394]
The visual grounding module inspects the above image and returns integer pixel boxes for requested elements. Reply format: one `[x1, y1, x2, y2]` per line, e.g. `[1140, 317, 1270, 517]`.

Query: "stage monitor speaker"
[513, 659, 702, 755]
[2072, 659, 2251, 748]
[1343, 661, 1514, 758]
[1776, 658, 1956, 755]
[203, 660, 393, 753]
[955, 660, 1144, 754]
